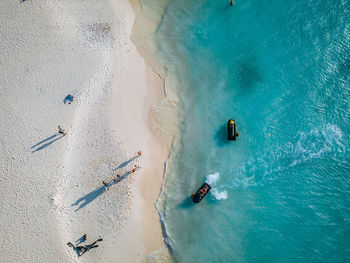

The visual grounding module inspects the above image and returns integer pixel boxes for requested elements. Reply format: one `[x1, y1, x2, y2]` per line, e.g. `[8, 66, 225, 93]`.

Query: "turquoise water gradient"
[152, 0, 349, 262]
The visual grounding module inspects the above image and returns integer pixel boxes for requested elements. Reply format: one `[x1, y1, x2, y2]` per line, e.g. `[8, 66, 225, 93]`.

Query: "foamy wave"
[290, 123, 344, 166]
[154, 159, 174, 252]
[232, 124, 345, 187]
[211, 189, 228, 200]
[206, 172, 220, 185]
[206, 172, 228, 200]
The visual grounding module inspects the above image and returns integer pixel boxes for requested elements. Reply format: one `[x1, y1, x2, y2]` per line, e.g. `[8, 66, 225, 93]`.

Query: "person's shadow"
[75, 235, 86, 246]
[70, 244, 82, 257]
[72, 186, 106, 212]
[72, 168, 140, 212]
[113, 156, 139, 171]
[31, 133, 64, 153]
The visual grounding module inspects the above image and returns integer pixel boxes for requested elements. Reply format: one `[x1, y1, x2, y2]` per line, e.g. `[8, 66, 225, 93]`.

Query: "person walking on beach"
[113, 174, 120, 183]
[131, 166, 136, 173]
[58, 125, 66, 136]
[103, 181, 109, 191]
[67, 242, 75, 248]
[131, 165, 140, 174]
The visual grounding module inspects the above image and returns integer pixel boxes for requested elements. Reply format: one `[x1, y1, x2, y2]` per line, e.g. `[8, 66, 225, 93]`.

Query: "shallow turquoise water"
[152, 0, 350, 262]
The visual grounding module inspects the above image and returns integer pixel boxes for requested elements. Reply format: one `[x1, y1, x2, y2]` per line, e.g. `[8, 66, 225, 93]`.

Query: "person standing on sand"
[131, 164, 140, 174]
[67, 242, 75, 248]
[113, 174, 120, 183]
[58, 125, 66, 136]
[103, 181, 109, 191]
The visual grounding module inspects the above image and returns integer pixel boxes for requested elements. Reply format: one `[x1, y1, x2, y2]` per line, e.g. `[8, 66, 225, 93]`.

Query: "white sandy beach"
[0, 0, 170, 262]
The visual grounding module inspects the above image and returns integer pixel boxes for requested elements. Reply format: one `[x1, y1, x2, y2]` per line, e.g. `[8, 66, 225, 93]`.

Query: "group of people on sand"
[102, 152, 142, 191]
[67, 234, 103, 257]
[65, 150, 142, 255]
[52, 94, 143, 256]
[67, 152, 143, 255]
[102, 174, 120, 190]
[57, 95, 142, 255]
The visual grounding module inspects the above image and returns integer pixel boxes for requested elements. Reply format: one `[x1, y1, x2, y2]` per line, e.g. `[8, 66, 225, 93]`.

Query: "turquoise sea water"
[151, 0, 349, 262]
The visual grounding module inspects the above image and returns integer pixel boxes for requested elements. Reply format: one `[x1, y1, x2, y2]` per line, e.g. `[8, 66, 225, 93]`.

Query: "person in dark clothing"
[76, 245, 88, 255]
[58, 126, 66, 136]
[67, 242, 74, 248]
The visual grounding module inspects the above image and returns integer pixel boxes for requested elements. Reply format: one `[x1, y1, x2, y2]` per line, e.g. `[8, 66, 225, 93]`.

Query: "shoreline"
[129, 0, 182, 261]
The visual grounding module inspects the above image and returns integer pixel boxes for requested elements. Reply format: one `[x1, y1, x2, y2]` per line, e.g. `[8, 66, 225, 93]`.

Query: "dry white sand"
[0, 0, 168, 262]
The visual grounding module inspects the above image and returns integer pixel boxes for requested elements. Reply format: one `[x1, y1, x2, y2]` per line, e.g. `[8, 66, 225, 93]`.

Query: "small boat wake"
[206, 172, 228, 200]
[231, 124, 346, 188]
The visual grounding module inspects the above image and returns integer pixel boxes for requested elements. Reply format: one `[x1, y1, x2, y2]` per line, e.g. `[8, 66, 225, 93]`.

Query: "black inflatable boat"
[191, 183, 211, 203]
[228, 119, 239, 140]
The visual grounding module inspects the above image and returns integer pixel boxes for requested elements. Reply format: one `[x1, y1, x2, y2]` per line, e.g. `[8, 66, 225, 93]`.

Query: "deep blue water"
[151, 0, 350, 262]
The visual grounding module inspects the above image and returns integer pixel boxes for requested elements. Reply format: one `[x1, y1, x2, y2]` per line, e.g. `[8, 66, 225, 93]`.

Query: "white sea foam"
[206, 172, 220, 185]
[211, 189, 228, 200]
[291, 124, 344, 166]
[232, 124, 345, 187]
[206, 172, 228, 200]
[155, 159, 173, 249]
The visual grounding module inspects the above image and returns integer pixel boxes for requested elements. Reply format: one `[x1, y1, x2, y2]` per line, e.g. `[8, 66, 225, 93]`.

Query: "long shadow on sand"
[31, 134, 64, 153]
[113, 156, 139, 171]
[72, 171, 135, 212]
[114, 171, 133, 183]
[72, 186, 106, 212]
[31, 133, 59, 148]
[75, 235, 86, 246]
[69, 245, 81, 257]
